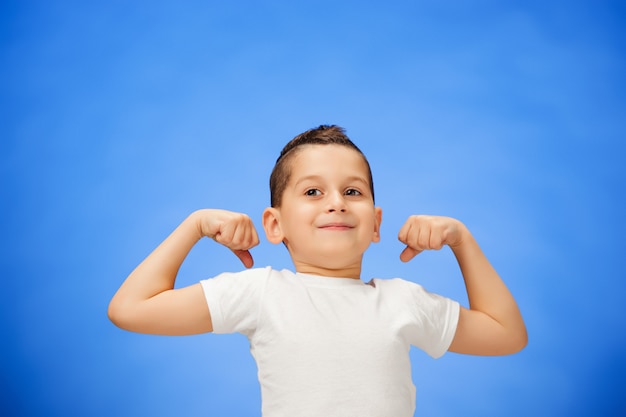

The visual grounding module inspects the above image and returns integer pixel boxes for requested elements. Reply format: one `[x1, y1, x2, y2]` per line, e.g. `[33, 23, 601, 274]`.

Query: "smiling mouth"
[319, 223, 353, 230]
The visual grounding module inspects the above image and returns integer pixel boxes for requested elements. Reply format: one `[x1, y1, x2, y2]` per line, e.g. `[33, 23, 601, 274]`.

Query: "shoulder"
[200, 266, 297, 289]
[368, 277, 426, 293]
[371, 278, 460, 357]
[369, 277, 456, 309]
[199, 266, 269, 293]
[201, 266, 274, 281]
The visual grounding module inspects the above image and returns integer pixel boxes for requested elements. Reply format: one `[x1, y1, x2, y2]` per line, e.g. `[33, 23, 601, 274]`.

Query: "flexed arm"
[108, 209, 259, 335]
[398, 215, 527, 356]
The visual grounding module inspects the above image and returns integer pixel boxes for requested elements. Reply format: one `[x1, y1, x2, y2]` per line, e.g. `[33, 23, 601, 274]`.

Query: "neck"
[293, 262, 362, 279]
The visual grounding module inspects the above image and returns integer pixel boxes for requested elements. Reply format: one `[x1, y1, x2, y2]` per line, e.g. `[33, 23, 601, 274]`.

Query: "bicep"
[448, 306, 520, 356]
[109, 283, 214, 335]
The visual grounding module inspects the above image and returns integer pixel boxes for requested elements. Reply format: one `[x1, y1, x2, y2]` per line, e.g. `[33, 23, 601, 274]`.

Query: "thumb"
[400, 246, 422, 263]
[233, 249, 255, 268]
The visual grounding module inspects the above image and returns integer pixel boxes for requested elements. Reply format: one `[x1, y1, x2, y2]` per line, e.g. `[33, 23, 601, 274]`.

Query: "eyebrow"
[293, 175, 370, 189]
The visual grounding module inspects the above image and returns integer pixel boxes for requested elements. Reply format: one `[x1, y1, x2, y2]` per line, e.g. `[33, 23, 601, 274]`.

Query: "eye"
[345, 188, 362, 196]
[305, 188, 322, 196]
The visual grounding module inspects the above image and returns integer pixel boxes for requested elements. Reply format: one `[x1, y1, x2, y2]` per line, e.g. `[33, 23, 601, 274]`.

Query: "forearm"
[451, 224, 527, 349]
[108, 211, 203, 322]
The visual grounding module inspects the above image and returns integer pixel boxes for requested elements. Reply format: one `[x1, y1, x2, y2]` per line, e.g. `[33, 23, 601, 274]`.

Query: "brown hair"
[269, 125, 375, 207]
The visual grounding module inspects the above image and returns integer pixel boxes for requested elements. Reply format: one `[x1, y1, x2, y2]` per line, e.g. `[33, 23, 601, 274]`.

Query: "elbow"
[506, 326, 528, 355]
[107, 299, 123, 329]
[107, 297, 133, 331]
[108, 296, 156, 334]
[516, 327, 529, 352]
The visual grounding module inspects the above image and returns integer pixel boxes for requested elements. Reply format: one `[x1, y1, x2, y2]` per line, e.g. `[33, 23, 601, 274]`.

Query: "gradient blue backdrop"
[2, 1, 625, 416]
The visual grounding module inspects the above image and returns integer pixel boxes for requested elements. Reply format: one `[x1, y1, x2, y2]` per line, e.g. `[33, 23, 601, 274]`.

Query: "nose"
[327, 191, 347, 213]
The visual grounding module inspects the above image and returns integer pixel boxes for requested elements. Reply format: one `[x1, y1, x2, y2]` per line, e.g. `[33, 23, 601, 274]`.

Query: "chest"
[251, 283, 411, 364]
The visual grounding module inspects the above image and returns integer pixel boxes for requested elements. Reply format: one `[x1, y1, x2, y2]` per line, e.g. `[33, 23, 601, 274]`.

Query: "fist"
[397, 215, 464, 262]
[196, 209, 260, 268]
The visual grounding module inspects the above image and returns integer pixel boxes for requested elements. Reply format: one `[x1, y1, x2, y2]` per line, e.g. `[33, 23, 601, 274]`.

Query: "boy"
[108, 125, 527, 416]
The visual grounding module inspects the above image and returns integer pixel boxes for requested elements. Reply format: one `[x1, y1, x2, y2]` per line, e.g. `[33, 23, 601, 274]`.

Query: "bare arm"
[108, 209, 259, 336]
[398, 215, 527, 356]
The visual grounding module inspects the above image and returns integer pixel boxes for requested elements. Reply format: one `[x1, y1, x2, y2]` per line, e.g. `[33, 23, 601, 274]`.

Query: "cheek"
[362, 211, 380, 233]
[288, 201, 315, 216]
[282, 203, 315, 228]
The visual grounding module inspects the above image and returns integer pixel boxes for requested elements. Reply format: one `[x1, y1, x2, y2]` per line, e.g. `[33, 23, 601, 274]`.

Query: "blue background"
[2, 1, 625, 416]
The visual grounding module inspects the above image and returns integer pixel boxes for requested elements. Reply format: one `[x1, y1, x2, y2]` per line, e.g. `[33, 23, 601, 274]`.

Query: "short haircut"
[269, 125, 375, 207]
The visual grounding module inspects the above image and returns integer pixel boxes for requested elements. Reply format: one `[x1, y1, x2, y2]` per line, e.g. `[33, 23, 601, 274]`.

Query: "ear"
[262, 207, 285, 244]
[372, 206, 382, 243]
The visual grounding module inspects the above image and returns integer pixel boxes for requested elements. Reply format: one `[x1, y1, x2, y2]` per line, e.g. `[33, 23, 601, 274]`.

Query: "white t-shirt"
[200, 267, 459, 417]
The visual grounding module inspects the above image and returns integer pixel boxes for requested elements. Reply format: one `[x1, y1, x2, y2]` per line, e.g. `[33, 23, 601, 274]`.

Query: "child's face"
[263, 144, 382, 277]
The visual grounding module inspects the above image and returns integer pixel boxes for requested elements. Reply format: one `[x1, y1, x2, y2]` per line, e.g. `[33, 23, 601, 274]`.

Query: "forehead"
[289, 144, 369, 178]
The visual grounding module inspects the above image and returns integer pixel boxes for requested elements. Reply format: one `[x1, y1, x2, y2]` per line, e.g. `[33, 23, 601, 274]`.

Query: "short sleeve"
[403, 281, 460, 358]
[200, 267, 270, 335]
